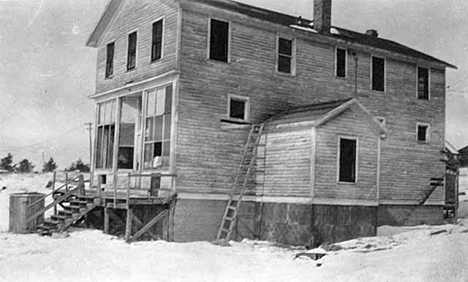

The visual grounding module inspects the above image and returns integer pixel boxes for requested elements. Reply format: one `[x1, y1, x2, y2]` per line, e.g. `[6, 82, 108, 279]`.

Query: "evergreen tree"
[67, 158, 90, 172]
[43, 157, 57, 172]
[17, 159, 34, 173]
[0, 153, 13, 172]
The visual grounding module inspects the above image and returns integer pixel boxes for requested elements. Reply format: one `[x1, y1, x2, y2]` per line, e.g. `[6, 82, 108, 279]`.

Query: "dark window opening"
[209, 19, 229, 62]
[278, 37, 293, 74]
[418, 67, 429, 100]
[336, 48, 346, 77]
[106, 42, 114, 78]
[229, 98, 246, 120]
[417, 125, 428, 142]
[152, 20, 163, 62]
[339, 138, 357, 183]
[372, 57, 385, 91]
[127, 31, 137, 70]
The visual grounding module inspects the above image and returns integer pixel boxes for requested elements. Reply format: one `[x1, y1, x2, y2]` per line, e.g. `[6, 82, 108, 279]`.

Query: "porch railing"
[25, 173, 85, 225]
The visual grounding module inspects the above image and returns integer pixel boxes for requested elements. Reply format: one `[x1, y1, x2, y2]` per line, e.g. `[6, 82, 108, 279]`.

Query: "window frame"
[105, 42, 115, 79]
[227, 94, 250, 122]
[416, 122, 430, 143]
[95, 99, 117, 170]
[126, 30, 138, 71]
[151, 17, 165, 63]
[371, 55, 386, 92]
[335, 47, 347, 78]
[142, 84, 173, 170]
[417, 66, 430, 100]
[276, 34, 296, 76]
[207, 18, 231, 63]
[337, 136, 358, 184]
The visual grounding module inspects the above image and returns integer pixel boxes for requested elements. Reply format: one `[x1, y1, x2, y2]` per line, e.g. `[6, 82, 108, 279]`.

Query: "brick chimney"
[314, 0, 332, 34]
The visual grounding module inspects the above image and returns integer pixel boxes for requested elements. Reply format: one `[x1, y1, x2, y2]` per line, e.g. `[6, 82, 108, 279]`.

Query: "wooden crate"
[9, 193, 45, 233]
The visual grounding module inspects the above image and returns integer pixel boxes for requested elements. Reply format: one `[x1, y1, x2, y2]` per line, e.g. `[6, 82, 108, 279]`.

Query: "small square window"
[417, 124, 429, 142]
[228, 96, 248, 121]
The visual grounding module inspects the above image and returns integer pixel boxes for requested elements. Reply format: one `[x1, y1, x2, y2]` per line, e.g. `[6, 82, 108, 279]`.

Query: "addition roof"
[267, 98, 388, 135]
[87, 0, 456, 69]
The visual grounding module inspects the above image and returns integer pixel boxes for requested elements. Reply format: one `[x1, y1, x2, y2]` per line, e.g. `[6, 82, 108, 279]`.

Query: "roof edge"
[86, 0, 124, 47]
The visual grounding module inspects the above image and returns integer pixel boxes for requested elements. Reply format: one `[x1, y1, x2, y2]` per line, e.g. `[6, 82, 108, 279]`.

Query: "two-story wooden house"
[85, 0, 455, 246]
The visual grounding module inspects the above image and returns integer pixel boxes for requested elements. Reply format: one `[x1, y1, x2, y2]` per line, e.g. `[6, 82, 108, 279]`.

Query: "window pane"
[106, 42, 114, 78]
[229, 99, 245, 120]
[152, 20, 163, 61]
[162, 141, 170, 167]
[96, 127, 103, 168]
[164, 114, 172, 139]
[372, 57, 385, 91]
[106, 125, 115, 169]
[145, 117, 154, 141]
[156, 88, 165, 115]
[165, 85, 172, 113]
[278, 38, 292, 56]
[127, 31, 137, 70]
[117, 147, 134, 169]
[147, 90, 156, 116]
[98, 104, 105, 125]
[144, 144, 153, 168]
[418, 67, 429, 99]
[336, 48, 346, 77]
[210, 19, 229, 62]
[339, 138, 356, 182]
[153, 115, 163, 141]
[278, 55, 291, 73]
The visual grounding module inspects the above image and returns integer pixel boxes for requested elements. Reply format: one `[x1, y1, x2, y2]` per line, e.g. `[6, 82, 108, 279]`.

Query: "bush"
[43, 157, 57, 172]
[17, 159, 34, 173]
[67, 159, 90, 172]
[0, 153, 13, 172]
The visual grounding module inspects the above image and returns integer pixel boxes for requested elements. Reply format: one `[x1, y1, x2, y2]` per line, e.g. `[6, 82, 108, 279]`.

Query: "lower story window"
[96, 100, 116, 169]
[144, 84, 172, 169]
[417, 123, 430, 142]
[228, 95, 249, 121]
[339, 137, 357, 183]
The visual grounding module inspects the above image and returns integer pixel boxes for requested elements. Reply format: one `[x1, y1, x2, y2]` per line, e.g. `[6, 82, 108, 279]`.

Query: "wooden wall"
[261, 128, 311, 197]
[176, 3, 446, 204]
[315, 106, 379, 201]
[95, 0, 179, 94]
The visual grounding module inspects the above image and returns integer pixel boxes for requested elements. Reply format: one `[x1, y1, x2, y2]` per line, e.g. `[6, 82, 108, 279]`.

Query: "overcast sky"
[0, 0, 467, 169]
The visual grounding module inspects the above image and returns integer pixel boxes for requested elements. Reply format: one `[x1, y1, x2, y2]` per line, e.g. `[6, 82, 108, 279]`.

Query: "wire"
[0, 125, 85, 154]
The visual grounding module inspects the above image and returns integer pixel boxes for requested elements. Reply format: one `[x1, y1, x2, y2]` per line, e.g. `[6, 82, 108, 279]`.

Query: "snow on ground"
[0, 173, 468, 281]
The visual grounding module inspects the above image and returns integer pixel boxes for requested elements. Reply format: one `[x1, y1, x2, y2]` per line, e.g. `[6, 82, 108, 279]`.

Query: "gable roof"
[445, 141, 459, 155]
[87, 0, 455, 69]
[267, 98, 387, 135]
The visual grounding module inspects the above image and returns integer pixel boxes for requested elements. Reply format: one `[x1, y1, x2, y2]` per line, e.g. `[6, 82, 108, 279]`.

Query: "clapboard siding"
[262, 129, 311, 197]
[175, 4, 445, 202]
[315, 107, 379, 200]
[95, 0, 179, 93]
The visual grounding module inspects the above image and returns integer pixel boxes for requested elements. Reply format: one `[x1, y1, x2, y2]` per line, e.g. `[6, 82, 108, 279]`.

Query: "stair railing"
[25, 174, 85, 225]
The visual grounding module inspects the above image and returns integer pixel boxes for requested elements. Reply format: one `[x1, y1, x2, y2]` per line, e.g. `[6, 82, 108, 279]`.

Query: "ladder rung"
[227, 205, 237, 210]
[224, 216, 234, 221]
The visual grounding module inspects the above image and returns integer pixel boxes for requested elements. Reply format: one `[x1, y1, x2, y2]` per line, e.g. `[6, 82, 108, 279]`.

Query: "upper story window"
[417, 67, 429, 100]
[277, 37, 294, 74]
[417, 123, 430, 142]
[209, 19, 229, 62]
[336, 48, 346, 78]
[105, 42, 114, 78]
[144, 85, 173, 169]
[371, 56, 385, 92]
[228, 95, 249, 121]
[127, 31, 137, 70]
[152, 19, 164, 62]
[338, 137, 357, 183]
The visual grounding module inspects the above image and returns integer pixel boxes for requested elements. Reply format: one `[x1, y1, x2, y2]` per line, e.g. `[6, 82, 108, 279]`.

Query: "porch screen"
[144, 85, 172, 169]
[96, 100, 116, 169]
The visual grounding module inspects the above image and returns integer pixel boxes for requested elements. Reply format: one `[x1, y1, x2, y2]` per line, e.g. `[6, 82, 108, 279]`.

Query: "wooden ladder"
[216, 124, 265, 242]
